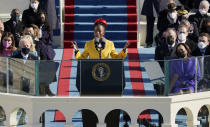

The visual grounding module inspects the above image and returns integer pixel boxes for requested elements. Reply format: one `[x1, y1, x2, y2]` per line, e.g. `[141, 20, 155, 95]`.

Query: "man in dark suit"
[4, 9, 24, 47]
[155, 28, 177, 69]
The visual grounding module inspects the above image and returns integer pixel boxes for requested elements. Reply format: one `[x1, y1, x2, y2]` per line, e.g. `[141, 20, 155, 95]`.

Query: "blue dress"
[170, 58, 201, 93]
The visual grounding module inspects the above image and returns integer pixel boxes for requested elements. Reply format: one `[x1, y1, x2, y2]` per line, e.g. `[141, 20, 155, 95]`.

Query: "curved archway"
[175, 107, 193, 126]
[197, 105, 209, 127]
[0, 106, 6, 126]
[10, 107, 28, 126]
[137, 109, 163, 127]
[40, 109, 66, 127]
[105, 109, 131, 127]
[72, 109, 98, 127]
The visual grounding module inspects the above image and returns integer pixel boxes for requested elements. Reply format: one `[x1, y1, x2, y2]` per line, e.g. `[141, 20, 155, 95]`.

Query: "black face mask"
[40, 18, 45, 24]
[11, 14, 20, 22]
[177, 50, 186, 58]
[21, 48, 30, 55]
[167, 36, 175, 45]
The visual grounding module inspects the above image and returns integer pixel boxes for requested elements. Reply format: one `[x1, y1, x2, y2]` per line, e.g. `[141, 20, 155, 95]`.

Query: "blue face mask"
[21, 48, 30, 55]
[12, 14, 20, 22]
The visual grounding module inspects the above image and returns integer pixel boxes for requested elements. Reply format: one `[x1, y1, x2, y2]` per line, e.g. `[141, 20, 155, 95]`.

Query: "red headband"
[94, 18, 107, 27]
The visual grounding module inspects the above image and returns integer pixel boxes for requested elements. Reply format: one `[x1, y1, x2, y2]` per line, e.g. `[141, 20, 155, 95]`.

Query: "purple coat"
[170, 58, 201, 93]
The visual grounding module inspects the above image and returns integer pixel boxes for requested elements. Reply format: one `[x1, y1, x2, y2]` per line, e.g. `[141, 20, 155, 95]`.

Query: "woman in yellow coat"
[73, 18, 129, 59]
[73, 18, 130, 127]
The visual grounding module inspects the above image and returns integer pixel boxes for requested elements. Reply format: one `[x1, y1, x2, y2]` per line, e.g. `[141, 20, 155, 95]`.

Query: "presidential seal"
[92, 63, 111, 82]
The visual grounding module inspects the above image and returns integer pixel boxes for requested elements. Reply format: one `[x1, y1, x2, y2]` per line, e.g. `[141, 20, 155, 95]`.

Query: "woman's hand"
[123, 42, 130, 52]
[73, 41, 79, 52]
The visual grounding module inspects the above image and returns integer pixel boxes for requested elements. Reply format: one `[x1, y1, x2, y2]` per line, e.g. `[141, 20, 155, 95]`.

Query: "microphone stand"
[99, 48, 102, 59]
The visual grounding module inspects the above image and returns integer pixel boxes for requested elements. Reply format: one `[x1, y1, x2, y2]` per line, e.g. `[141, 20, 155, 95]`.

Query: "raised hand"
[123, 42, 130, 50]
[73, 41, 79, 51]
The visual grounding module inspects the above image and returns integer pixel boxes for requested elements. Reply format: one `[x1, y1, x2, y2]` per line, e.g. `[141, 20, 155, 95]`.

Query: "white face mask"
[169, 12, 177, 19]
[199, 9, 207, 15]
[198, 42, 207, 49]
[31, 3, 39, 9]
[178, 33, 186, 42]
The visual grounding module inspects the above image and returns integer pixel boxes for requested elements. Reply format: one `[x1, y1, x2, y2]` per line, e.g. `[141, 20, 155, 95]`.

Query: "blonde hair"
[19, 35, 36, 52]
[31, 24, 40, 40]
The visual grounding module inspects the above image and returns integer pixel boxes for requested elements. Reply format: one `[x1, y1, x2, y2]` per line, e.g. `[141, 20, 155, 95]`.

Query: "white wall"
[0, 0, 29, 14]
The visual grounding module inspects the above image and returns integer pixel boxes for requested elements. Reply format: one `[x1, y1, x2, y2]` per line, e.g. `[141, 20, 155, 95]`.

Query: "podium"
[76, 59, 125, 96]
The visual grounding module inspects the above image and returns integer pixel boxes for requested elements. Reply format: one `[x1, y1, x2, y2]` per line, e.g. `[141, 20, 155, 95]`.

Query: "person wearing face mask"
[39, 0, 59, 30]
[155, 28, 177, 69]
[189, 0, 210, 33]
[0, 32, 16, 57]
[179, 19, 199, 43]
[4, 9, 24, 47]
[38, 12, 55, 60]
[169, 43, 201, 95]
[12, 35, 38, 60]
[193, 33, 210, 56]
[171, 24, 197, 56]
[157, 2, 179, 37]
[22, 0, 43, 26]
[22, 24, 42, 58]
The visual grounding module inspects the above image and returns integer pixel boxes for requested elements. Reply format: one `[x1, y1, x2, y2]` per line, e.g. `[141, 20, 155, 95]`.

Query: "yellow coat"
[75, 39, 127, 59]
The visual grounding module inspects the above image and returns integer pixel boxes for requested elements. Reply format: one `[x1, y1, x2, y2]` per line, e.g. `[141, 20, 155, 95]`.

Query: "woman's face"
[94, 25, 105, 38]
[2, 36, 12, 48]
[20, 40, 31, 49]
[177, 45, 187, 57]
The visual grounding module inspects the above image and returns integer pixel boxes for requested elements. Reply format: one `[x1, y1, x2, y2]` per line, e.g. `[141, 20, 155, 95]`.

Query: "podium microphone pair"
[95, 37, 106, 59]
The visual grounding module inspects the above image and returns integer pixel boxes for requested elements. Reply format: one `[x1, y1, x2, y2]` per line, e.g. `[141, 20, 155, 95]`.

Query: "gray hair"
[200, 0, 210, 8]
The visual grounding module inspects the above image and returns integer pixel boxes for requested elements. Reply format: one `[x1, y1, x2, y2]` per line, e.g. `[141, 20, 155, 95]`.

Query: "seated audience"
[0, 32, 16, 57]
[155, 28, 177, 68]
[189, 0, 210, 33]
[4, 9, 24, 47]
[22, 0, 42, 26]
[169, 43, 201, 94]
[13, 35, 38, 60]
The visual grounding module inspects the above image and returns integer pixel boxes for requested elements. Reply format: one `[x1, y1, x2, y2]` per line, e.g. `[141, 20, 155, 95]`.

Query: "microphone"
[95, 37, 106, 59]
